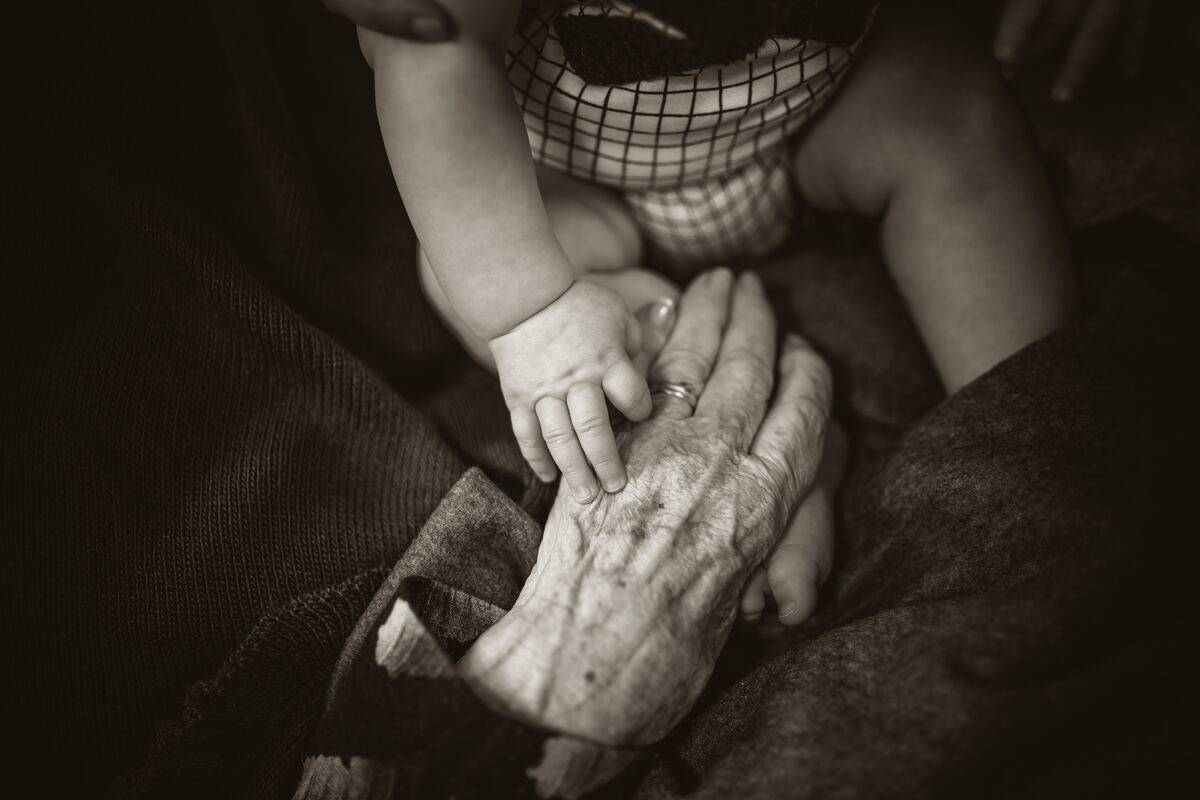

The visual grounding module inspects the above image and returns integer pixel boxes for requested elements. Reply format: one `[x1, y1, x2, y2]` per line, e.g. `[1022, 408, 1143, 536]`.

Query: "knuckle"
[515, 433, 544, 450]
[710, 418, 750, 453]
[566, 382, 597, 404]
[561, 462, 592, 480]
[541, 426, 576, 447]
[657, 345, 711, 380]
[573, 415, 611, 437]
[724, 344, 775, 376]
[622, 384, 650, 411]
[589, 451, 618, 469]
[608, 379, 643, 405]
[793, 394, 830, 435]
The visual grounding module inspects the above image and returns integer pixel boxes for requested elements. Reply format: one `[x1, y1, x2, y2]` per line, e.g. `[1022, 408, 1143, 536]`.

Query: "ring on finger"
[649, 381, 702, 415]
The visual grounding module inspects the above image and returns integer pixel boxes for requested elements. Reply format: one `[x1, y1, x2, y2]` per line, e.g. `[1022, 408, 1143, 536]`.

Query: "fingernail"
[408, 14, 453, 42]
[603, 477, 626, 493]
[779, 604, 799, 620]
[648, 297, 676, 324]
[573, 484, 595, 502]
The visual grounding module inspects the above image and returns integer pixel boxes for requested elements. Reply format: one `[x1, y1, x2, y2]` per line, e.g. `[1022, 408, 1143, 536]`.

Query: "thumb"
[630, 297, 677, 375]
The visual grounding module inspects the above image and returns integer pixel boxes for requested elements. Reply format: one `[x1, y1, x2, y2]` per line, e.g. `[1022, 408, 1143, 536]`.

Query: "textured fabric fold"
[299, 468, 643, 800]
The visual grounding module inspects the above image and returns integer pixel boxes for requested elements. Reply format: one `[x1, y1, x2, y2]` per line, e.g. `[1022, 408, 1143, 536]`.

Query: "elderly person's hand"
[459, 269, 837, 747]
[993, 0, 1155, 102]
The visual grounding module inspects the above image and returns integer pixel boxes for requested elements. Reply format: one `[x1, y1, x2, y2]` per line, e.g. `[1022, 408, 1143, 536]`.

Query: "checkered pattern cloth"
[507, 1, 870, 264]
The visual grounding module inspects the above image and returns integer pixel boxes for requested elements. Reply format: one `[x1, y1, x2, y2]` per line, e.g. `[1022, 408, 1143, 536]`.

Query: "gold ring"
[650, 381, 701, 414]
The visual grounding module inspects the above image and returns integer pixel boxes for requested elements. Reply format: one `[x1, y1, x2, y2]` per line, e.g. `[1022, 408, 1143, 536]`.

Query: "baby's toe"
[767, 553, 820, 626]
[739, 567, 769, 624]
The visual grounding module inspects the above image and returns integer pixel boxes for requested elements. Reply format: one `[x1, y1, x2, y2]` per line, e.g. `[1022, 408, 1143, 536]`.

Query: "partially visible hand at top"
[490, 280, 652, 503]
[322, 0, 457, 40]
[323, 0, 573, 40]
[993, 0, 1155, 102]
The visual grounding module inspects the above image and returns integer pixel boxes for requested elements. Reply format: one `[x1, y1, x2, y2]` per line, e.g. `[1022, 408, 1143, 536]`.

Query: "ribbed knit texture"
[3, 0, 551, 793]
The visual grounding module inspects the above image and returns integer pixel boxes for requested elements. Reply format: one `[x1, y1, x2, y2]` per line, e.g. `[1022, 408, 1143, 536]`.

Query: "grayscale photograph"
[3, 0, 1195, 796]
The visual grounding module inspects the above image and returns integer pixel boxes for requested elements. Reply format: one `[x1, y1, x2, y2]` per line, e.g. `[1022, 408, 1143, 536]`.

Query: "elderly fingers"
[1052, 0, 1123, 102]
[749, 334, 832, 505]
[696, 272, 777, 447]
[568, 383, 626, 493]
[648, 268, 732, 391]
[536, 397, 599, 503]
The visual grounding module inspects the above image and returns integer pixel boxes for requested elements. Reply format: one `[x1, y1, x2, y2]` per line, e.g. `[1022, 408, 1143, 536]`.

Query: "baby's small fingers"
[1027, 0, 1087, 57]
[1052, 0, 1122, 102]
[567, 383, 626, 493]
[511, 407, 557, 483]
[994, 0, 1049, 68]
[740, 566, 769, 624]
[603, 358, 652, 422]
[536, 396, 599, 503]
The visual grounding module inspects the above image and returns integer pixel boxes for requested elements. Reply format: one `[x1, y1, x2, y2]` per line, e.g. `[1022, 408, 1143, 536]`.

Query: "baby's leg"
[791, 12, 1077, 392]
[420, 166, 675, 369]
[741, 422, 847, 627]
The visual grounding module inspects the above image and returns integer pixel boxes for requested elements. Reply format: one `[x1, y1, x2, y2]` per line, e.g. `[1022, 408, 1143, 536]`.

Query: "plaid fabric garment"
[508, 2, 869, 264]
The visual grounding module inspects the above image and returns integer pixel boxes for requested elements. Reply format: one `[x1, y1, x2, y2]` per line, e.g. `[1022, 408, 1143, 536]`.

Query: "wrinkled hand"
[461, 270, 834, 746]
[490, 280, 651, 502]
[994, 0, 1155, 102]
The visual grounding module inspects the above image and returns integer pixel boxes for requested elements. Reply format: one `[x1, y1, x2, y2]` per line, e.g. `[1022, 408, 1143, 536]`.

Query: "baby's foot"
[740, 422, 847, 626]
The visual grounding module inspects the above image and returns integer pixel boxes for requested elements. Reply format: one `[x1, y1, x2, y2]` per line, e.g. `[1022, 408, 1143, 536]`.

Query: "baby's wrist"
[479, 273, 577, 344]
[449, 250, 575, 342]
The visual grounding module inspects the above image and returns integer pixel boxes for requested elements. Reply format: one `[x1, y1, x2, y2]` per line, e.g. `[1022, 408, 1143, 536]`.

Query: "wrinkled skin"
[460, 270, 833, 745]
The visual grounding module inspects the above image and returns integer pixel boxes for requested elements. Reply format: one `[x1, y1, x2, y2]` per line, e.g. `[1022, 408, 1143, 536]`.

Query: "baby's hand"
[489, 280, 650, 502]
[994, 0, 1153, 102]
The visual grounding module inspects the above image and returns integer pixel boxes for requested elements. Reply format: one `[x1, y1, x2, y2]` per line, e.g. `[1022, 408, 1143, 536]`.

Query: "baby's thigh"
[535, 165, 644, 274]
[791, 13, 1014, 216]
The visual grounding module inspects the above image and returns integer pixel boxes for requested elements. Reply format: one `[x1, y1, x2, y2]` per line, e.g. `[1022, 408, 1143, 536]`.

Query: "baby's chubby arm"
[358, 0, 567, 339]
[359, 0, 651, 501]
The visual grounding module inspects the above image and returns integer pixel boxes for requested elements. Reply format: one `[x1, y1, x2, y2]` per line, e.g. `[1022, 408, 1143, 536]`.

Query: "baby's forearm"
[363, 21, 573, 340]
